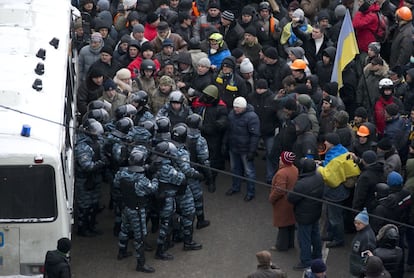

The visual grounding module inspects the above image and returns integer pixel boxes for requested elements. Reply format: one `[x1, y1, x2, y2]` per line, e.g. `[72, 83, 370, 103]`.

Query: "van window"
[0, 165, 57, 222]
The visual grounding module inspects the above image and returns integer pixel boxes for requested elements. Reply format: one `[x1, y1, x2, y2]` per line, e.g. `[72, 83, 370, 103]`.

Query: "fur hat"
[256, 250, 271, 266]
[198, 57, 211, 68]
[368, 42, 381, 54]
[233, 97, 247, 108]
[280, 151, 296, 165]
[116, 68, 131, 80]
[240, 58, 254, 74]
[354, 207, 369, 225]
[57, 238, 71, 254]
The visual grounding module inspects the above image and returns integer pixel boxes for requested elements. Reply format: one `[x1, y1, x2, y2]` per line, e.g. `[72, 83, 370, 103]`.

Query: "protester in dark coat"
[77, 68, 105, 121]
[44, 238, 71, 278]
[288, 159, 324, 269]
[247, 250, 287, 278]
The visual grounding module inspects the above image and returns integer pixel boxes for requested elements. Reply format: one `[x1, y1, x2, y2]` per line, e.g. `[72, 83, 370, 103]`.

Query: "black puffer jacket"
[288, 166, 324, 225]
[44, 250, 71, 278]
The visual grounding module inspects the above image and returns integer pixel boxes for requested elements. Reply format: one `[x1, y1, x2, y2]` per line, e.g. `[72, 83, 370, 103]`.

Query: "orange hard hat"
[396, 6, 412, 21]
[357, 125, 370, 137]
[290, 59, 307, 70]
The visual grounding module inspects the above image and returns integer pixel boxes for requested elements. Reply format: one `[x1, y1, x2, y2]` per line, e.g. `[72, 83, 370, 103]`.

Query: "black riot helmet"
[139, 120, 156, 136]
[130, 90, 148, 107]
[84, 108, 110, 124]
[115, 104, 137, 120]
[87, 100, 111, 113]
[171, 123, 188, 143]
[83, 118, 104, 136]
[140, 59, 156, 76]
[155, 116, 171, 133]
[186, 113, 202, 129]
[128, 149, 147, 166]
[169, 90, 185, 104]
[115, 117, 134, 135]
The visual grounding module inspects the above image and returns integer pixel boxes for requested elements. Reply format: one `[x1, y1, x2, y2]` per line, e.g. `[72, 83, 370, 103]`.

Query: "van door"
[0, 227, 20, 275]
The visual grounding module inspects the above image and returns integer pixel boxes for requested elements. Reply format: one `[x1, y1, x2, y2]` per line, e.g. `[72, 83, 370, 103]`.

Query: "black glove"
[247, 152, 255, 161]
[94, 160, 106, 170]
[191, 171, 204, 181]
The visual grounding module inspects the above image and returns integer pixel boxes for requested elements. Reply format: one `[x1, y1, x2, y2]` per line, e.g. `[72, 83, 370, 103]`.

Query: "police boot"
[183, 233, 202, 251]
[117, 240, 133, 260]
[136, 248, 155, 273]
[77, 209, 96, 237]
[89, 206, 103, 236]
[155, 244, 174, 260]
[196, 213, 210, 230]
[113, 222, 121, 237]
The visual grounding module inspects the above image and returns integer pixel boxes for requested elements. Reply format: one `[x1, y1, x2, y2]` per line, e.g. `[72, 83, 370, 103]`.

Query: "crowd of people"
[71, 0, 414, 275]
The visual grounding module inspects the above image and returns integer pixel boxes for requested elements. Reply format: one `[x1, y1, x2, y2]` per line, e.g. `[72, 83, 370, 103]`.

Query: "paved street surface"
[71, 157, 414, 278]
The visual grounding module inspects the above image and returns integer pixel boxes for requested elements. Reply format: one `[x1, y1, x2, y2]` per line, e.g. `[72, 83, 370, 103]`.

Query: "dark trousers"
[276, 225, 295, 251]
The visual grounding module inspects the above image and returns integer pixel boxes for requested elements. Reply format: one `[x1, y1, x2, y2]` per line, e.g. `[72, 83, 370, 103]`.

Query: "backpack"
[374, 11, 389, 43]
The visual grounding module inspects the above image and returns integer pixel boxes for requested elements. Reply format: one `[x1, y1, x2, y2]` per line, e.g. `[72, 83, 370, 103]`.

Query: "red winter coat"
[127, 56, 161, 79]
[269, 163, 298, 227]
[353, 3, 380, 52]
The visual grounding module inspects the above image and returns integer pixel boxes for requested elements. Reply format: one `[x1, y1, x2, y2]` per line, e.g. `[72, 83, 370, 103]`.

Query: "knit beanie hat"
[244, 25, 257, 37]
[354, 207, 369, 225]
[387, 171, 403, 187]
[89, 67, 104, 78]
[57, 238, 71, 254]
[263, 47, 278, 59]
[280, 151, 296, 165]
[103, 79, 117, 91]
[335, 4, 347, 19]
[221, 10, 235, 21]
[301, 158, 316, 173]
[100, 45, 113, 56]
[231, 48, 244, 59]
[91, 32, 103, 43]
[233, 97, 247, 108]
[362, 150, 377, 165]
[354, 107, 368, 118]
[292, 8, 305, 21]
[133, 23, 145, 33]
[256, 79, 268, 89]
[297, 94, 312, 108]
[368, 42, 381, 54]
[240, 58, 254, 74]
[324, 132, 340, 145]
[283, 97, 297, 111]
[311, 259, 327, 273]
[146, 13, 159, 24]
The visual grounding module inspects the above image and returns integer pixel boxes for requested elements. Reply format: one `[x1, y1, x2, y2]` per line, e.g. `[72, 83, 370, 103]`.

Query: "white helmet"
[379, 78, 393, 89]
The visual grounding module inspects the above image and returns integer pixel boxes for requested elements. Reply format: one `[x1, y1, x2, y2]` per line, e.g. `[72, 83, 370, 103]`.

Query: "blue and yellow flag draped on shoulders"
[331, 9, 359, 89]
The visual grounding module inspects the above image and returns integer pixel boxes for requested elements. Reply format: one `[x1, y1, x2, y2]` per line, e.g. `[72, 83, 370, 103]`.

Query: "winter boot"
[117, 240, 132, 260]
[154, 244, 174, 260]
[77, 209, 95, 237]
[196, 213, 210, 230]
[136, 248, 155, 273]
[183, 234, 202, 251]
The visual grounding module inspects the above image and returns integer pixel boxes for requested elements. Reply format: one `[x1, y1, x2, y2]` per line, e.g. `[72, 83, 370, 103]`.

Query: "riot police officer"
[157, 90, 193, 127]
[113, 148, 157, 273]
[75, 118, 107, 237]
[129, 90, 155, 125]
[171, 124, 203, 250]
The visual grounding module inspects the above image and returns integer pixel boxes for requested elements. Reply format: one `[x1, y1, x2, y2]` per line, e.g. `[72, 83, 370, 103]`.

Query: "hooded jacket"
[44, 250, 71, 278]
[353, 3, 380, 52]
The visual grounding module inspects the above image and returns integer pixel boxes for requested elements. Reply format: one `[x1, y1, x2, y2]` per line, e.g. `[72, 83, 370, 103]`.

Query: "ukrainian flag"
[331, 9, 359, 89]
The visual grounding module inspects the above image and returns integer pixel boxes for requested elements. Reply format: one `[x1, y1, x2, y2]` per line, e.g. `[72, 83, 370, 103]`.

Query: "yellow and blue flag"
[331, 9, 359, 89]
